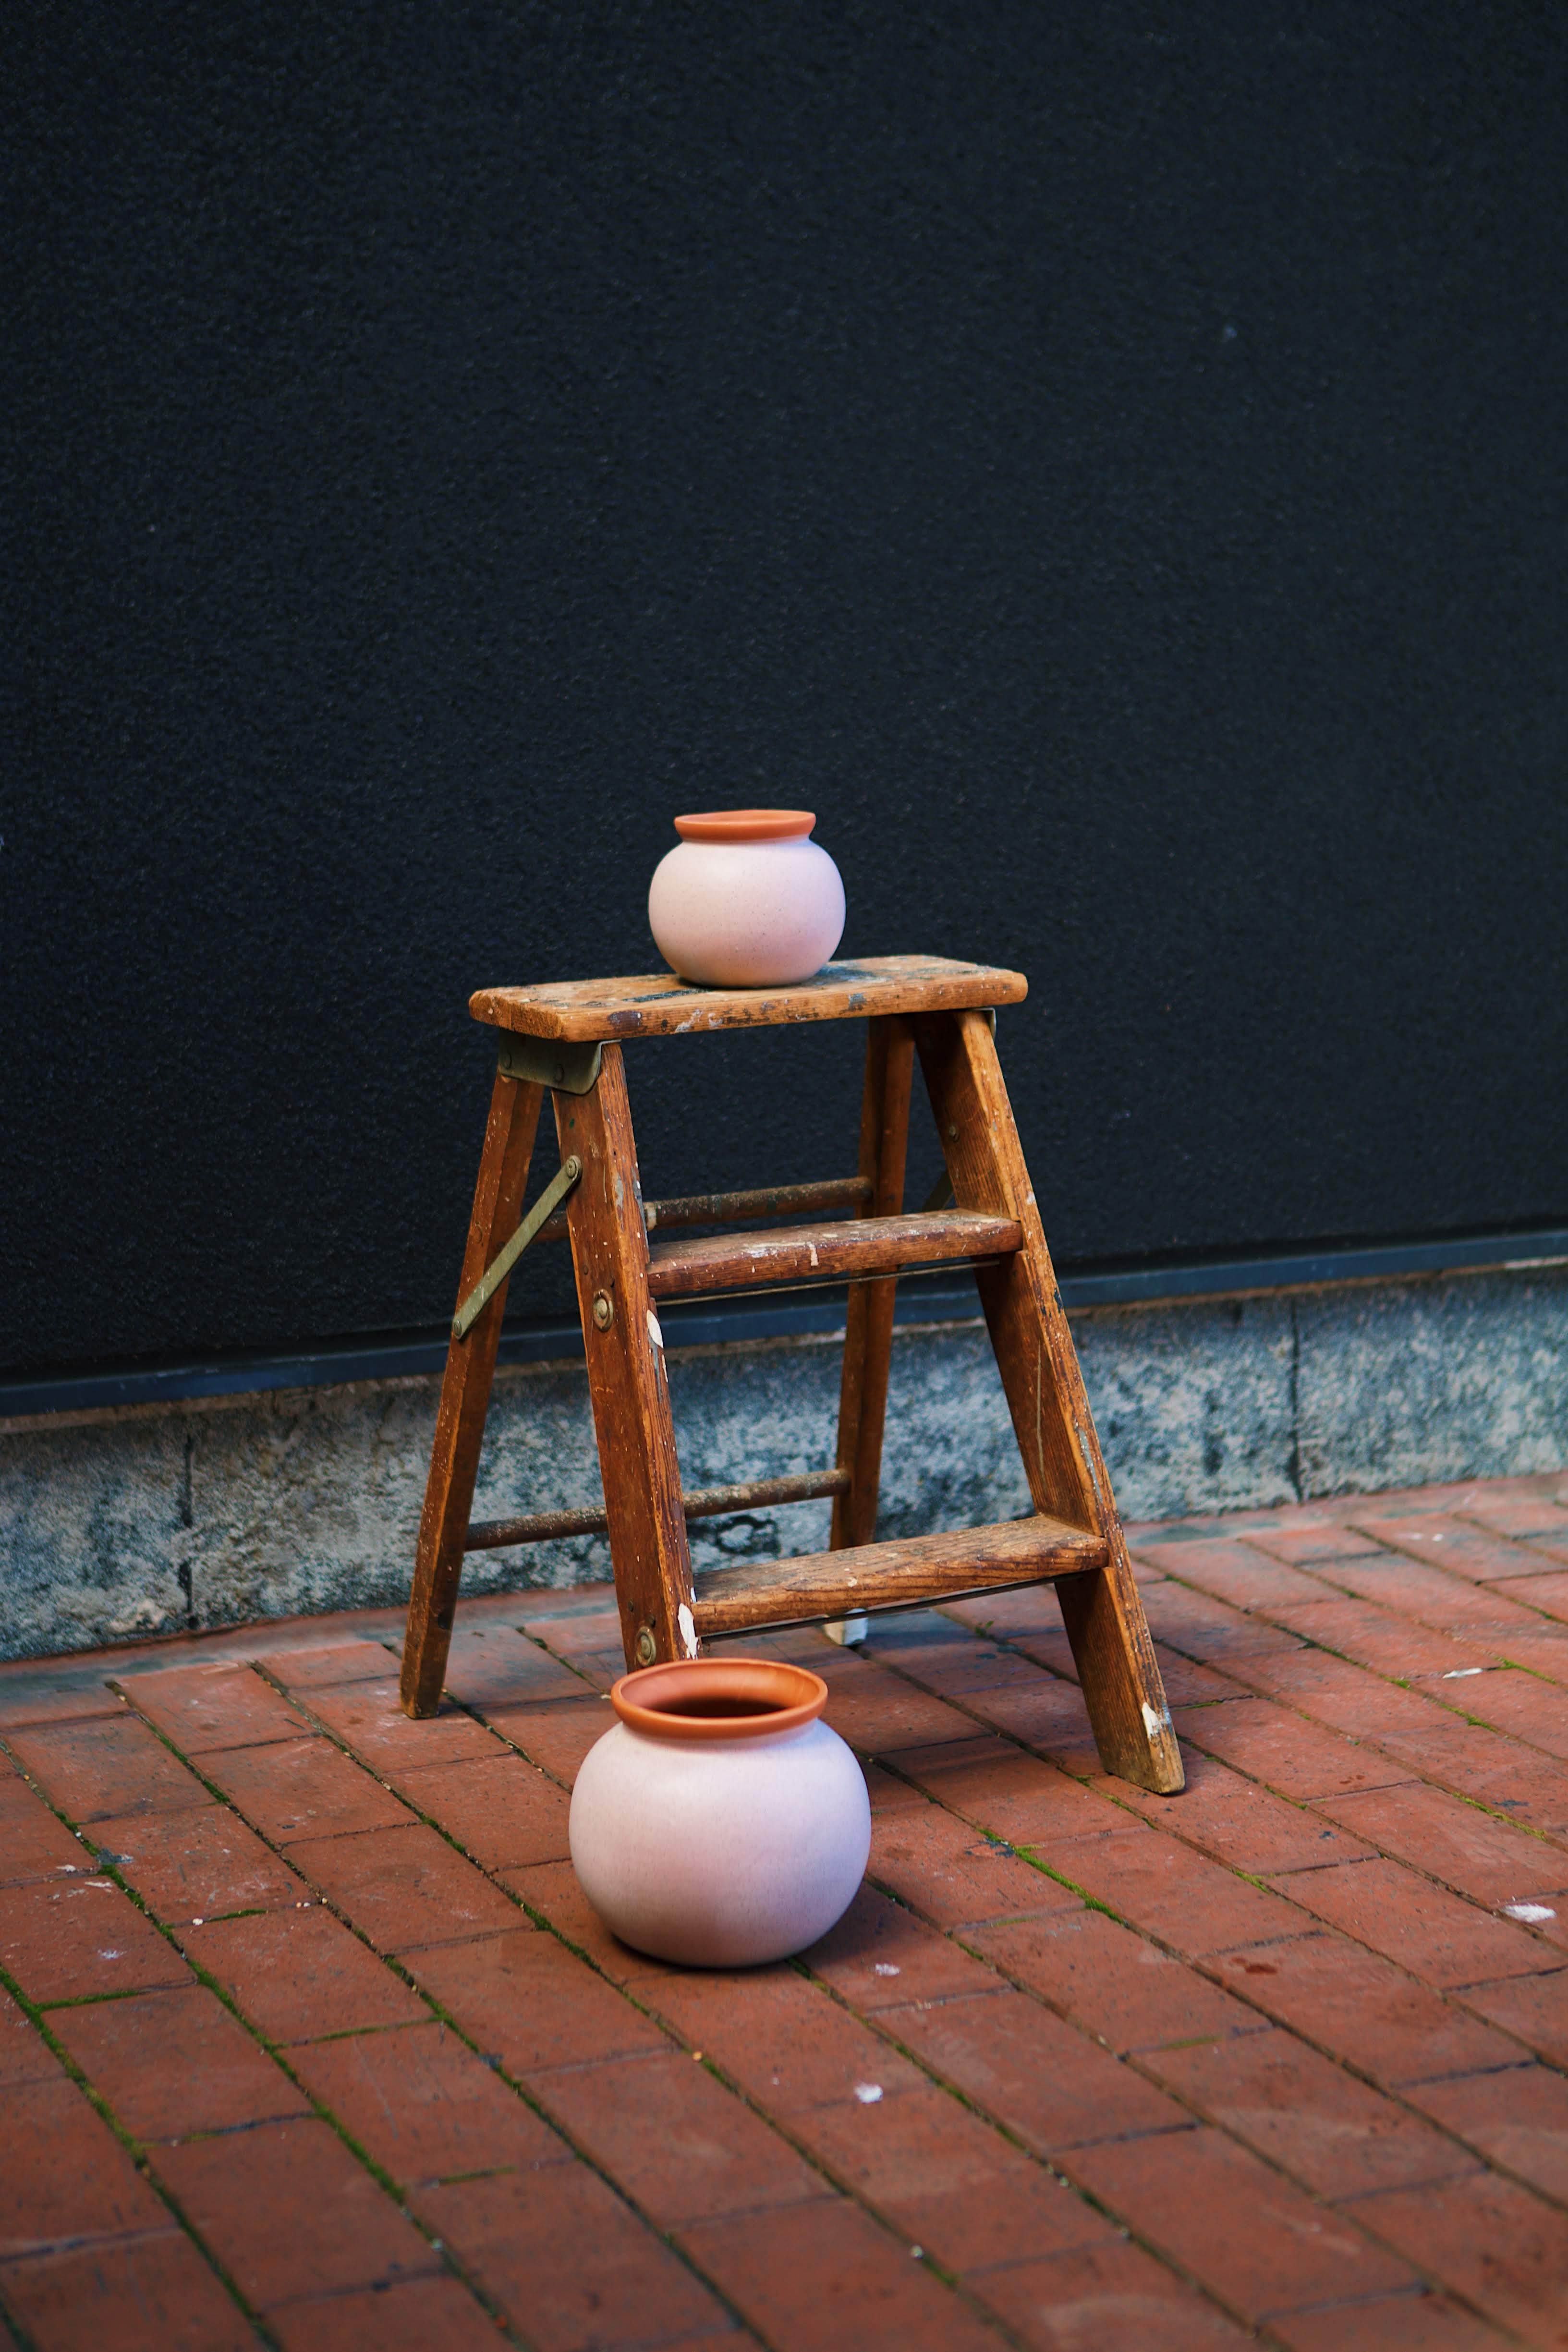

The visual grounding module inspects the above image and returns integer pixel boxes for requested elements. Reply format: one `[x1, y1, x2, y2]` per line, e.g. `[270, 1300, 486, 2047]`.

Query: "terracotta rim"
[673, 809, 816, 843]
[611, 1656, 828, 1741]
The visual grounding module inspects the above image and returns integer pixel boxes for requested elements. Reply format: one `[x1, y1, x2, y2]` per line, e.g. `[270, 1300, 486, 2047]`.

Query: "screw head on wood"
[635, 1628, 657, 1665]
[592, 1290, 614, 1330]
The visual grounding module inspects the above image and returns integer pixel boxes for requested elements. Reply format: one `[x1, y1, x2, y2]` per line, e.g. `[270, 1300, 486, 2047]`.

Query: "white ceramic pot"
[569, 1656, 870, 1968]
[647, 809, 846, 987]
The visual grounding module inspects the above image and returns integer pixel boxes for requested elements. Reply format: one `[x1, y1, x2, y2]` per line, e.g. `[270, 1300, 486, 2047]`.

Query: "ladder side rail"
[832, 1016, 915, 1551]
[555, 1044, 699, 1670]
[401, 1065, 543, 1717]
[911, 1008, 1184, 1795]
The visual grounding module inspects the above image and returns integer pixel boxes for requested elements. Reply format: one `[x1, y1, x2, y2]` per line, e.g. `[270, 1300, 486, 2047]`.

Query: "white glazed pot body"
[648, 837, 845, 987]
[569, 1714, 870, 1967]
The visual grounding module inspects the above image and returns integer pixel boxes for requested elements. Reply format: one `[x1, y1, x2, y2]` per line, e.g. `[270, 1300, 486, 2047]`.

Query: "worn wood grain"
[401, 1068, 542, 1717]
[832, 1017, 914, 1552]
[693, 1515, 1106, 1637]
[554, 1045, 697, 1669]
[471, 955, 1027, 1042]
[645, 1207, 1018, 1299]
[912, 1007, 1184, 1794]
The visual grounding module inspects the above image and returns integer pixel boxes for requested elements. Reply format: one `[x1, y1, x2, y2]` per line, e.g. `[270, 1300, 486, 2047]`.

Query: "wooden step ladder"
[400, 956, 1183, 1795]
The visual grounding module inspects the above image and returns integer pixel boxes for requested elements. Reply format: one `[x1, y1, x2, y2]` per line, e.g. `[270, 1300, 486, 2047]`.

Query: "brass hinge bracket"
[453, 1155, 583, 1340]
[495, 1033, 604, 1094]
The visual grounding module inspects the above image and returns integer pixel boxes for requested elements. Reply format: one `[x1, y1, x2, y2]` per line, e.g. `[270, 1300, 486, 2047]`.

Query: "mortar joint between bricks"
[32, 1691, 625, 2348]
[0, 1956, 281, 2346]
[127, 1698, 818, 2352]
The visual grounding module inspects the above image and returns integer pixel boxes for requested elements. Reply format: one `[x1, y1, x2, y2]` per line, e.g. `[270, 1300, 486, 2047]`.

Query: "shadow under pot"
[568, 1656, 870, 1967]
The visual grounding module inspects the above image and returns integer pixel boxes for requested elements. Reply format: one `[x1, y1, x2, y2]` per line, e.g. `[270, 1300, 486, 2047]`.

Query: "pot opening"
[611, 1655, 829, 1741]
[654, 1695, 790, 1721]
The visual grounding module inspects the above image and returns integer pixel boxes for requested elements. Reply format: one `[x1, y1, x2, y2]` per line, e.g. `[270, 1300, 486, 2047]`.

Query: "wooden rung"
[465, 1467, 851, 1552]
[533, 1173, 872, 1247]
[692, 1513, 1108, 1637]
[646, 1209, 1022, 1300]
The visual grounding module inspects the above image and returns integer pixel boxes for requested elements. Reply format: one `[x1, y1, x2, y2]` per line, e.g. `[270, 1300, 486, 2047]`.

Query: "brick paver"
[0, 1871, 192, 2004]
[373, 1747, 572, 1870]
[681, 2194, 1005, 2352]
[1046, 1820, 1309, 1956]
[1206, 1931, 1526, 2088]
[0, 2230, 258, 2352]
[120, 1660, 312, 1753]
[1172, 1689, 1412, 1801]
[188, 1903, 431, 2043]
[1409, 2061, 1568, 2206]
[284, 1675, 501, 1771]
[1, 1753, 97, 1883]
[50, 1985, 310, 2140]
[408, 1923, 669, 2073]
[281, 1821, 523, 1952]
[269, 2272, 506, 2350]
[200, 1734, 413, 1844]
[0, 1984, 60, 2088]
[7, 1710, 213, 1820]
[966, 1904, 1269, 2053]
[878, 1980, 1189, 2153]
[285, 2016, 570, 2186]
[978, 2238, 1257, 2346]
[1142, 2023, 1477, 2198]
[6, 1464, 1568, 2347]
[153, 2117, 439, 2310]
[414, 2164, 736, 2349]
[1273, 1853, 1556, 1987]
[0, 2072, 172, 2252]
[1351, 2169, 1568, 2346]
[535, 2047, 828, 2227]
[1069, 2122, 1418, 2321]
[88, 1802, 308, 1923]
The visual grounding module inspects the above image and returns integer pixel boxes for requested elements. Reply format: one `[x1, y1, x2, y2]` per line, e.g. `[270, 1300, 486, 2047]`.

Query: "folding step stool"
[400, 955, 1183, 1794]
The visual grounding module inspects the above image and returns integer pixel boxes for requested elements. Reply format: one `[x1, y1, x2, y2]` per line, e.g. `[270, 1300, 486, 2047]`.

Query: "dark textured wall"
[6, 3, 1567, 1382]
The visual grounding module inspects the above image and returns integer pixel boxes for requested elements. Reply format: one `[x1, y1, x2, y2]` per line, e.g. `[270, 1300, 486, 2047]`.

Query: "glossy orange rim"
[610, 1656, 827, 1741]
[673, 809, 816, 843]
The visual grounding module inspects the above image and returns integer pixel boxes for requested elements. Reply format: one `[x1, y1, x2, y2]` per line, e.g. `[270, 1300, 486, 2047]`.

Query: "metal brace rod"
[466, 1466, 851, 1552]
[532, 1172, 874, 1247]
[453, 1155, 582, 1341]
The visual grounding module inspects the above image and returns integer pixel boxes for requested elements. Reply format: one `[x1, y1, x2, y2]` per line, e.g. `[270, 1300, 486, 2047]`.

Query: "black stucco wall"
[6, 3, 1567, 1382]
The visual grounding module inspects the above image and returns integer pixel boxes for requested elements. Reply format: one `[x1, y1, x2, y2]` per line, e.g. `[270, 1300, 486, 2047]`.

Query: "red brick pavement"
[2, 1469, 1568, 2348]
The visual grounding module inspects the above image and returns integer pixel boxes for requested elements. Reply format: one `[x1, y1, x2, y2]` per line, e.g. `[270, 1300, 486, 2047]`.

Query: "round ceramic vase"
[568, 1657, 870, 1968]
[647, 809, 846, 987]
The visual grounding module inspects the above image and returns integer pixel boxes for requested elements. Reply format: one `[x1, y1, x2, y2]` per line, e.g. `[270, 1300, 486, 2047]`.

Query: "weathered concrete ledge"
[2, 1263, 1564, 1661]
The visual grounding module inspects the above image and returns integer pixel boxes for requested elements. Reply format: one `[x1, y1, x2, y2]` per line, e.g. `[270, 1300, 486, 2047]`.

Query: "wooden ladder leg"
[911, 1009, 1184, 1795]
[554, 1044, 697, 1671]
[831, 1016, 915, 1563]
[401, 1064, 543, 1718]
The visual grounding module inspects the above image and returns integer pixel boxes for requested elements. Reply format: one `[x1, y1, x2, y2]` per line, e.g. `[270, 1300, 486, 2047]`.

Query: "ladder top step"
[693, 1514, 1108, 1639]
[471, 956, 1027, 1042]
[646, 1209, 1022, 1300]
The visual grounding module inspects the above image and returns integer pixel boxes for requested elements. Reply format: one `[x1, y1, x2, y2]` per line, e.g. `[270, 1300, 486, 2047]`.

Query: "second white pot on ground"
[568, 1655, 870, 1967]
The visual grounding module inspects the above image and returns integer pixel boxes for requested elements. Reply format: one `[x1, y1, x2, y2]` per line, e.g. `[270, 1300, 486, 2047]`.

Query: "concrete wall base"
[3, 1264, 1564, 1661]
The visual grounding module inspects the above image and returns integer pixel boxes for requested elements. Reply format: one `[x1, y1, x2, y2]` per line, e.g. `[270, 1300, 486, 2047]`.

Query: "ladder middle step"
[644, 1209, 1023, 1299]
[692, 1513, 1109, 1637]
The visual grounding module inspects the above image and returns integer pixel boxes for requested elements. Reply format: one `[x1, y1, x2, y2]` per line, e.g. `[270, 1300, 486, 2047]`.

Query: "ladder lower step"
[646, 1209, 1022, 1300]
[692, 1514, 1109, 1637]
